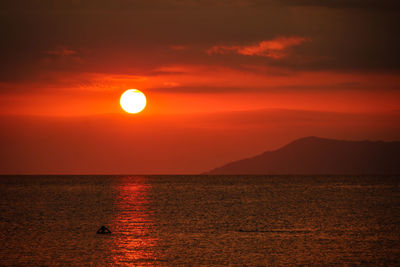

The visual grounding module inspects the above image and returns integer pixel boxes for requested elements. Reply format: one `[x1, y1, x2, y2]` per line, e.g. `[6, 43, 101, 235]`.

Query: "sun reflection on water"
[111, 176, 158, 265]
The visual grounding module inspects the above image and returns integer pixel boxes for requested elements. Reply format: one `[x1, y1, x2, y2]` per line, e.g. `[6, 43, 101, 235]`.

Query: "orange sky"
[0, 0, 399, 174]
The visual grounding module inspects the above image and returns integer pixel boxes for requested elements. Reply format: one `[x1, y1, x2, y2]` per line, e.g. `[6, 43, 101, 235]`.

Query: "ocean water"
[0, 175, 399, 266]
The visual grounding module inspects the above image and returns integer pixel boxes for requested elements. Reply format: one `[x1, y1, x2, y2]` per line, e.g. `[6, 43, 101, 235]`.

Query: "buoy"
[97, 226, 111, 234]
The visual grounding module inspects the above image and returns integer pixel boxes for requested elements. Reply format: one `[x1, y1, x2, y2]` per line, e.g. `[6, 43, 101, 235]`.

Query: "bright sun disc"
[120, 89, 147, 114]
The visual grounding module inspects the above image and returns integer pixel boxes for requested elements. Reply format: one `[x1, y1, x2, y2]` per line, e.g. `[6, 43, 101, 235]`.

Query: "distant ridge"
[205, 136, 400, 175]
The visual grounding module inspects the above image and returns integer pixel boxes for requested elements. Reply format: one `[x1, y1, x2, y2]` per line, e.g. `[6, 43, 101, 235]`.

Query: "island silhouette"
[205, 136, 400, 175]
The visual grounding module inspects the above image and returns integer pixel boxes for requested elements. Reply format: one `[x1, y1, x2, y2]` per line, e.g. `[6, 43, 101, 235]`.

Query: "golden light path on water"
[111, 176, 159, 265]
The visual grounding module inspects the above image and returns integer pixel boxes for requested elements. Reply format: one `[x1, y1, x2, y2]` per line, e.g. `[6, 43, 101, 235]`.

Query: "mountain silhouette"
[205, 136, 400, 175]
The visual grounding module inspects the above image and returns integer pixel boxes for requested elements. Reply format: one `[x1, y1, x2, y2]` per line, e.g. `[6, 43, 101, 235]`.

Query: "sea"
[0, 175, 399, 266]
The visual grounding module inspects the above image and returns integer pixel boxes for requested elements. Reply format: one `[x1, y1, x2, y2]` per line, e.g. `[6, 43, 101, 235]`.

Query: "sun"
[120, 89, 147, 114]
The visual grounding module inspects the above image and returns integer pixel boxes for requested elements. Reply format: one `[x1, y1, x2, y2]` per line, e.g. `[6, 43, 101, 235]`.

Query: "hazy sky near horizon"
[1, 0, 399, 173]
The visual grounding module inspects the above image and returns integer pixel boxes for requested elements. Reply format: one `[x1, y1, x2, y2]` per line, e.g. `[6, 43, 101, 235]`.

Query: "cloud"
[207, 36, 309, 59]
[2, 0, 398, 10]
[276, 0, 400, 9]
[170, 45, 187, 51]
[163, 81, 180, 87]
[45, 46, 77, 57]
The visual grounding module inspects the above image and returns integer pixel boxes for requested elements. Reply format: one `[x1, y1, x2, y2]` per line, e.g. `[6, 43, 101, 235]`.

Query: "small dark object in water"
[97, 226, 111, 234]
